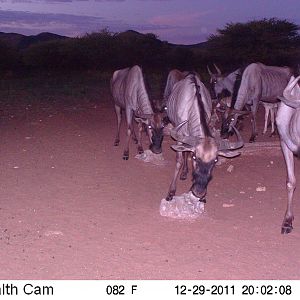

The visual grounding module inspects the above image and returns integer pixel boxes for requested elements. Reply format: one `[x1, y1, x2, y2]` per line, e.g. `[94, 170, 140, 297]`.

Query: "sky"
[0, 0, 300, 45]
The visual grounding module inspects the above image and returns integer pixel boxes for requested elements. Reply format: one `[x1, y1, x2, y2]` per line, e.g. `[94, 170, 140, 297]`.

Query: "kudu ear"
[134, 117, 150, 125]
[134, 112, 153, 124]
[171, 144, 194, 152]
[213, 63, 222, 75]
[207, 65, 213, 76]
[218, 150, 241, 158]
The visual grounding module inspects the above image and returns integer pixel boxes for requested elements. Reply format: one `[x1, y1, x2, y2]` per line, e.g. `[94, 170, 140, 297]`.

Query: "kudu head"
[278, 75, 300, 108]
[135, 100, 169, 154]
[207, 63, 224, 99]
[170, 121, 243, 201]
[220, 108, 249, 139]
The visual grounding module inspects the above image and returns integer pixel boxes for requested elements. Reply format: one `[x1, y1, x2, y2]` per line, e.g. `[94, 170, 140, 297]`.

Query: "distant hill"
[0, 30, 209, 50]
[116, 30, 146, 39]
[116, 30, 210, 50]
[0, 32, 24, 48]
[170, 41, 210, 49]
[0, 32, 69, 49]
[115, 30, 165, 46]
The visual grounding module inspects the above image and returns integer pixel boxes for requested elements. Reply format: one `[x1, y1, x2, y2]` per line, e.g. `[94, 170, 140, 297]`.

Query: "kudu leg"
[114, 105, 122, 146]
[137, 122, 144, 154]
[166, 152, 183, 201]
[269, 107, 276, 136]
[281, 142, 296, 234]
[131, 124, 138, 144]
[249, 109, 258, 143]
[180, 152, 189, 180]
[262, 106, 269, 135]
[123, 109, 133, 160]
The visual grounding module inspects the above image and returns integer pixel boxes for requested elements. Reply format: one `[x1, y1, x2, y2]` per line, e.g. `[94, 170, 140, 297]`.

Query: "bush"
[4, 18, 300, 74]
[207, 18, 300, 68]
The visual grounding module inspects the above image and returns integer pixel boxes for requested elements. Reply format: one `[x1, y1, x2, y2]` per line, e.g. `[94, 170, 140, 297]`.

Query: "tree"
[207, 18, 300, 68]
[0, 40, 19, 71]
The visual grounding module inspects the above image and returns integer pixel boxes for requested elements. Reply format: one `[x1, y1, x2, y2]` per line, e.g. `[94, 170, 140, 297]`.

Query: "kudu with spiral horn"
[166, 73, 244, 202]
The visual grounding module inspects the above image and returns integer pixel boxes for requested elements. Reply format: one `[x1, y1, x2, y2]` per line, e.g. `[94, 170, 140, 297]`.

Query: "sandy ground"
[0, 97, 299, 280]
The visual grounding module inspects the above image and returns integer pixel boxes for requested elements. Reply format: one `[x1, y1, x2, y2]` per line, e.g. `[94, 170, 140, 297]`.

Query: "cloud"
[0, 10, 119, 36]
[20, 0, 123, 2]
[0, 7, 210, 44]
[2, 0, 73, 3]
[1, 0, 170, 3]
[0, 9, 171, 37]
[145, 10, 214, 43]
[149, 11, 213, 27]
[95, 0, 126, 2]
[0, 0, 91, 3]
[141, 26, 209, 44]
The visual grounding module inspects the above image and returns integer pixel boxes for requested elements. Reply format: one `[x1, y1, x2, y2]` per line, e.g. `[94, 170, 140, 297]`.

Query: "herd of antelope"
[110, 64, 300, 234]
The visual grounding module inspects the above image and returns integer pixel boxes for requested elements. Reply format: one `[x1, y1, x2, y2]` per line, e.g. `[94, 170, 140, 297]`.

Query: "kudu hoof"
[138, 146, 144, 154]
[114, 138, 120, 146]
[123, 151, 129, 160]
[281, 219, 293, 234]
[166, 192, 175, 201]
[281, 224, 293, 234]
[249, 136, 256, 143]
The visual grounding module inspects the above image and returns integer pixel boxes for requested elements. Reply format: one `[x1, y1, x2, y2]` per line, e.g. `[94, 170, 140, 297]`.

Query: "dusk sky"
[0, 0, 300, 45]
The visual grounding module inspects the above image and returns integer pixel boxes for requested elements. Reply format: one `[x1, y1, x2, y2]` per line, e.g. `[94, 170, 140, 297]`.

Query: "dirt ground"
[0, 96, 299, 280]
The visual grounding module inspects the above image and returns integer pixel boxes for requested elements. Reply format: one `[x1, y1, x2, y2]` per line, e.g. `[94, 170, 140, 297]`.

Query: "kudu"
[111, 65, 167, 160]
[222, 63, 292, 142]
[166, 73, 244, 202]
[277, 75, 300, 234]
